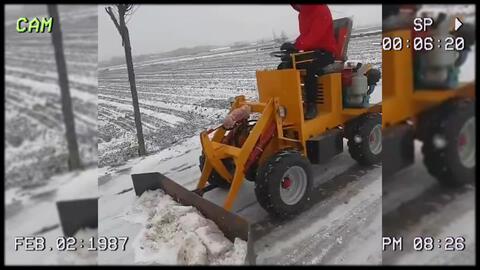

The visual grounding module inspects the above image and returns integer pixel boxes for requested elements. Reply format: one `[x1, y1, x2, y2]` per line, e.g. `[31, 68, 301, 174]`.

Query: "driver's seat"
[323, 17, 353, 73]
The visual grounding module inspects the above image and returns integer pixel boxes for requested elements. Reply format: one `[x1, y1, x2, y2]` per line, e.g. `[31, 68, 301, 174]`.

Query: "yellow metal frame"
[382, 29, 475, 128]
[197, 98, 278, 210]
[198, 56, 381, 210]
[291, 51, 317, 66]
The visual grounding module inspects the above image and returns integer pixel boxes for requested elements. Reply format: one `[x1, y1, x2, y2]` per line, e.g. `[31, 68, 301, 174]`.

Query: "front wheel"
[254, 150, 313, 219]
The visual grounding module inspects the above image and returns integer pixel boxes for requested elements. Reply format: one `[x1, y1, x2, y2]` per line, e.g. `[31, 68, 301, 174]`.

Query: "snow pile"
[56, 168, 99, 201]
[125, 190, 247, 265]
[56, 228, 98, 265]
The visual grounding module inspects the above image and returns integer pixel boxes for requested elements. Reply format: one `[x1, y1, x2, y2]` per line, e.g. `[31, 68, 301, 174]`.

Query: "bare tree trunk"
[118, 11, 147, 156]
[47, 5, 82, 170]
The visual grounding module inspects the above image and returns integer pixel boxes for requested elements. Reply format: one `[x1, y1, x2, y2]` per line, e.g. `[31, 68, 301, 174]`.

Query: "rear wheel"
[254, 150, 313, 219]
[346, 113, 382, 165]
[198, 154, 233, 189]
[421, 99, 475, 186]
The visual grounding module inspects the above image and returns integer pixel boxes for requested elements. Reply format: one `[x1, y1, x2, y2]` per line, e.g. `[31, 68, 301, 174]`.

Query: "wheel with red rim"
[422, 98, 475, 186]
[254, 150, 313, 219]
[346, 113, 382, 166]
[279, 166, 308, 206]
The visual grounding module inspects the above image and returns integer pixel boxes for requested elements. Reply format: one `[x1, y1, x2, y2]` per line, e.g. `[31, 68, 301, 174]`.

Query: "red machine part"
[222, 126, 237, 144]
[281, 177, 292, 189]
[222, 119, 249, 145]
[244, 121, 277, 173]
[341, 68, 353, 87]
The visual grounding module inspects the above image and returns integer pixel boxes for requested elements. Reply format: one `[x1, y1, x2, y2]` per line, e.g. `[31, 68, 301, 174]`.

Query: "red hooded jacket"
[293, 5, 337, 55]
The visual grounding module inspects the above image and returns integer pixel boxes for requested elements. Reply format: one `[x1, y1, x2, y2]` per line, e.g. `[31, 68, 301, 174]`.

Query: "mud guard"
[131, 172, 256, 265]
[56, 198, 98, 237]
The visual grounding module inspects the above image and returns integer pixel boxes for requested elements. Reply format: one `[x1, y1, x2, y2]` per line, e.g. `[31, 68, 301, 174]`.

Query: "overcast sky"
[98, 4, 382, 62]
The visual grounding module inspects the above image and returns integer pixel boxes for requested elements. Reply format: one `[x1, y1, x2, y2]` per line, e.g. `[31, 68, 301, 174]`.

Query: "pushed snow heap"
[128, 190, 247, 265]
[57, 228, 98, 265]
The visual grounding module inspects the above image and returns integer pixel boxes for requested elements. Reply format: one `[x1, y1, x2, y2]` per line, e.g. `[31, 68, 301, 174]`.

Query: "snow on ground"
[253, 163, 382, 265]
[98, 137, 205, 265]
[99, 136, 382, 265]
[4, 167, 99, 265]
[122, 189, 246, 265]
[382, 141, 475, 265]
[370, 80, 382, 104]
[459, 45, 475, 83]
[56, 228, 98, 265]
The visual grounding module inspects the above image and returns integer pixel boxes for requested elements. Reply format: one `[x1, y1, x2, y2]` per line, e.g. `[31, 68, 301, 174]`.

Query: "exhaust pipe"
[132, 172, 256, 265]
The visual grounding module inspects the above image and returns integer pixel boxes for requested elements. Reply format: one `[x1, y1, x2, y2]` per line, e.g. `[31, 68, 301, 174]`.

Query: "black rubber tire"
[254, 150, 313, 219]
[421, 98, 475, 187]
[198, 154, 234, 189]
[346, 113, 382, 166]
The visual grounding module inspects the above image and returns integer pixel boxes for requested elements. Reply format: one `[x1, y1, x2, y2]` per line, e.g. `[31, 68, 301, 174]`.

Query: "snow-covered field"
[4, 5, 98, 189]
[98, 27, 382, 167]
[4, 5, 99, 265]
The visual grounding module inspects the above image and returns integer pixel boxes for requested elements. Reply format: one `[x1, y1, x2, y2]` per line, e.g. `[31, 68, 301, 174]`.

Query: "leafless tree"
[272, 29, 278, 42]
[280, 31, 288, 43]
[105, 4, 146, 156]
[47, 5, 82, 170]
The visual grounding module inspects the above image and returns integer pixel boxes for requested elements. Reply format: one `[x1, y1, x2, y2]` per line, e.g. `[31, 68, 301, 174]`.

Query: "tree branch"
[105, 6, 125, 46]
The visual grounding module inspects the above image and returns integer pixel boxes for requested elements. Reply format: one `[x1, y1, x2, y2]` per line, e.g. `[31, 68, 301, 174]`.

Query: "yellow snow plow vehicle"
[382, 15, 475, 186]
[132, 18, 381, 264]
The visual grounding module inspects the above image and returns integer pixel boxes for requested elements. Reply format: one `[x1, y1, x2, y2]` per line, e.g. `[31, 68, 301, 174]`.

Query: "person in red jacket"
[279, 4, 336, 119]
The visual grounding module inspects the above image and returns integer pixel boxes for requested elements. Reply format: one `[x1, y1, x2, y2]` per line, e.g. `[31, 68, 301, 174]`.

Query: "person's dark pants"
[278, 50, 334, 104]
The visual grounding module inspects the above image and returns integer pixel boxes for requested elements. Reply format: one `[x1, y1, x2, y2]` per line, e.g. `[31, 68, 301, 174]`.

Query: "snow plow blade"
[131, 172, 255, 265]
[56, 198, 98, 237]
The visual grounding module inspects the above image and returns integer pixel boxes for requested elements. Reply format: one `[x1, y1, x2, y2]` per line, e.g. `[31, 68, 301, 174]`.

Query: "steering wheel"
[269, 51, 288, 58]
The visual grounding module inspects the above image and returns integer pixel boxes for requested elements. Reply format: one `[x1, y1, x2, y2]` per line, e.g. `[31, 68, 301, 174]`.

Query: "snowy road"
[252, 162, 381, 265]
[98, 136, 382, 265]
[382, 142, 476, 265]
